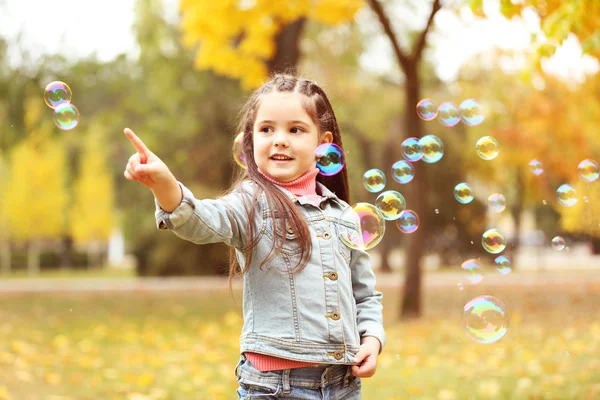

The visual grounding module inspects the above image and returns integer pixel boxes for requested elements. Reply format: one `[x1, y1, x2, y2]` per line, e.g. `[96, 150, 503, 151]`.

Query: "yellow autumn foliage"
[179, 0, 363, 89]
[69, 125, 115, 245]
[3, 98, 69, 242]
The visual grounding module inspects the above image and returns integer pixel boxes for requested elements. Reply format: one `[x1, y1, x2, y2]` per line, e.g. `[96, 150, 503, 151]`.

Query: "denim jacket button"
[322, 232, 331, 240]
[329, 272, 338, 280]
[331, 312, 340, 320]
[334, 351, 343, 360]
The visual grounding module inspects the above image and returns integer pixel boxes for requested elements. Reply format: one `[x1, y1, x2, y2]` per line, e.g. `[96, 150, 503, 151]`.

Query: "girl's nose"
[273, 131, 289, 147]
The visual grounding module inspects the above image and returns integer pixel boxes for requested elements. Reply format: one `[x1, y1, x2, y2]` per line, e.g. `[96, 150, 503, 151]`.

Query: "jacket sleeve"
[350, 248, 386, 354]
[154, 181, 258, 249]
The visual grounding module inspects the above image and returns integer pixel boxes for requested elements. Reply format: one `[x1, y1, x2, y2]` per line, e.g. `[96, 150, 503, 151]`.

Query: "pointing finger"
[124, 127, 150, 163]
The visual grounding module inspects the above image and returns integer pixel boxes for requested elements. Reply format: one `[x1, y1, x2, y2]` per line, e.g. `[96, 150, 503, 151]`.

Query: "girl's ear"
[320, 131, 333, 144]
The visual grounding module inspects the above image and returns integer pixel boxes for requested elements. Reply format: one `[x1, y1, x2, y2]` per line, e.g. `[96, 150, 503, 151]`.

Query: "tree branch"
[366, 0, 411, 72]
[412, 0, 442, 63]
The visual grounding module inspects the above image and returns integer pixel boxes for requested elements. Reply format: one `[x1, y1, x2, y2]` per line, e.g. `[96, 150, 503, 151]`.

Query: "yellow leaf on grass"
[136, 371, 155, 387]
[44, 372, 61, 386]
[0, 386, 11, 400]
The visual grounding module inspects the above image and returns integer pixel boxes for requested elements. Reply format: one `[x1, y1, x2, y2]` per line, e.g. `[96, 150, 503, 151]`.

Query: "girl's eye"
[290, 127, 305, 134]
[260, 126, 274, 133]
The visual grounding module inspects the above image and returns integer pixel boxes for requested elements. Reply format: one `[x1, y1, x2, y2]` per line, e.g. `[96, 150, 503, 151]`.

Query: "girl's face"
[253, 91, 332, 182]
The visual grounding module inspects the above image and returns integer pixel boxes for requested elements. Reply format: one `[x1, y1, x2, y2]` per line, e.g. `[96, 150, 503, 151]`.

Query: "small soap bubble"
[434, 208, 440, 214]
[556, 184, 578, 207]
[476, 136, 499, 160]
[462, 295, 509, 344]
[454, 182, 474, 204]
[363, 169, 386, 193]
[529, 159, 543, 176]
[375, 190, 406, 220]
[232, 132, 247, 169]
[488, 193, 506, 213]
[583, 196, 589, 203]
[438, 102, 460, 127]
[53, 104, 80, 130]
[419, 134, 444, 163]
[391, 160, 415, 184]
[482, 229, 506, 254]
[416, 99, 437, 121]
[339, 203, 386, 250]
[494, 255, 512, 275]
[44, 81, 72, 109]
[577, 159, 599, 182]
[462, 259, 483, 284]
[542, 200, 547, 205]
[457, 283, 464, 291]
[551, 236, 565, 251]
[401, 137, 423, 162]
[396, 210, 419, 233]
[458, 99, 485, 126]
[315, 143, 345, 176]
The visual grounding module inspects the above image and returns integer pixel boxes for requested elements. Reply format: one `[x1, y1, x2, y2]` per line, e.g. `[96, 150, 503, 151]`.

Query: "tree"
[69, 123, 116, 267]
[3, 96, 69, 274]
[179, 0, 363, 87]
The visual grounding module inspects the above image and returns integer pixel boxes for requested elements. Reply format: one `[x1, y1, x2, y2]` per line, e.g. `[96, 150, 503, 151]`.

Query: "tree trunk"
[400, 64, 426, 320]
[0, 239, 10, 275]
[267, 18, 306, 74]
[59, 235, 73, 269]
[509, 168, 525, 267]
[378, 117, 404, 273]
[27, 239, 41, 276]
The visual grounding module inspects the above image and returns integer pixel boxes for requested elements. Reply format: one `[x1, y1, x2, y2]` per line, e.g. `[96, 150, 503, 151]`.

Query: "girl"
[123, 74, 385, 399]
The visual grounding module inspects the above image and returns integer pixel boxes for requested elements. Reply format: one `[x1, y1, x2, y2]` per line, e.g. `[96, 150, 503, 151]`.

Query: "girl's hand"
[123, 128, 174, 190]
[351, 336, 380, 378]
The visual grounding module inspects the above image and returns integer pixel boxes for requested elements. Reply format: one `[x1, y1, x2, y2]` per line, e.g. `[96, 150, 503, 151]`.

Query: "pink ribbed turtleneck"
[245, 167, 322, 371]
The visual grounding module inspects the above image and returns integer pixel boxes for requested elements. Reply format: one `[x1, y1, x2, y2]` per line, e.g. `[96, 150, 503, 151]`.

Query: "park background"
[0, 0, 599, 399]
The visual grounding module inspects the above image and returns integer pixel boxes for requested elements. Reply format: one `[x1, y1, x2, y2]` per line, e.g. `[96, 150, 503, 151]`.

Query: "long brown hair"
[226, 73, 350, 296]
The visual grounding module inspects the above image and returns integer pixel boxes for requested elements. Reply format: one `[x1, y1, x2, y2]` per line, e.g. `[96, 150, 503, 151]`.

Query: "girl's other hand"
[123, 128, 174, 190]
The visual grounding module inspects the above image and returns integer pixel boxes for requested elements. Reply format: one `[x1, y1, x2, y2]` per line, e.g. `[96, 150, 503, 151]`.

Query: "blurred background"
[0, 0, 599, 399]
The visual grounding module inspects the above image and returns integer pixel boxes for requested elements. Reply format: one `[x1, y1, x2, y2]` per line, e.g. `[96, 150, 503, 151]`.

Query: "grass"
[0, 279, 599, 399]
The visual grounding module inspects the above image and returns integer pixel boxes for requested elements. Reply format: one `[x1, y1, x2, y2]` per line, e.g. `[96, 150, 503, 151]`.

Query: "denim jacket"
[154, 180, 386, 365]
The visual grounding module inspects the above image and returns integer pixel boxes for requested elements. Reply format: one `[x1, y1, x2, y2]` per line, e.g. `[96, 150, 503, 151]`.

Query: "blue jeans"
[234, 354, 362, 399]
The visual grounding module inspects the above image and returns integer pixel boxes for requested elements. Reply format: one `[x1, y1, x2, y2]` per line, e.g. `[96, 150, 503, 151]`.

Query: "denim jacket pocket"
[336, 224, 359, 262]
[264, 217, 302, 254]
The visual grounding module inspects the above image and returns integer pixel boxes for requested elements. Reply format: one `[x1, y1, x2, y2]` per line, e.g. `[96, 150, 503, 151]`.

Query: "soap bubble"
[391, 160, 415, 184]
[416, 99, 437, 121]
[476, 136, 499, 160]
[232, 132, 247, 169]
[488, 193, 506, 213]
[363, 169, 386, 193]
[454, 182, 474, 204]
[375, 190, 406, 220]
[53, 104, 80, 130]
[556, 184, 578, 207]
[551, 236, 565, 251]
[44, 81, 72, 109]
[438, 102, 460, 127]
[494, 255, 511, 275]
[396, 210, 419, 233]
[419, 134, 444, 163]
[462, 295, 509, 344]
[315, 143, 345, 176]
[482, 229, 506, 254]
[458, 99, 485, 126]
[461, 259, 483, 284]
[529, 159, 543, 176]
[339, 203, 385, 250]
[401, 137, 423, 162]
[577, 159, 599, 182]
